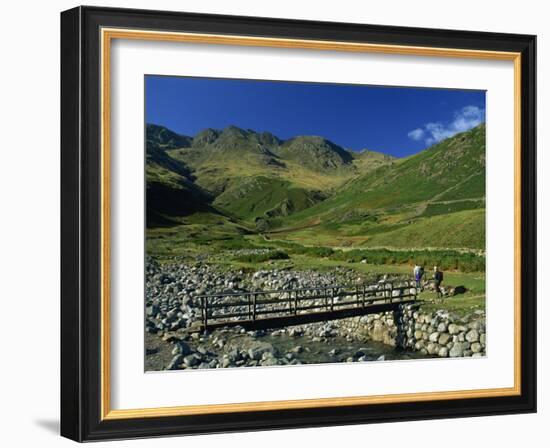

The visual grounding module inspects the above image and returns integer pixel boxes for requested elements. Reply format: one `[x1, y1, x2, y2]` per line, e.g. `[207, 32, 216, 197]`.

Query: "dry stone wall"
[335, 304, 486, 358]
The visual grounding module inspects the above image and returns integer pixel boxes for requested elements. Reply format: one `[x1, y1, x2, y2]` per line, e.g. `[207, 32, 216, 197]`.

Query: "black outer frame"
[60, 6, 536, 442]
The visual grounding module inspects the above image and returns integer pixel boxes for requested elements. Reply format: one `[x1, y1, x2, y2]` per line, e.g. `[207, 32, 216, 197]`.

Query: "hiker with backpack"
[433, 266, 443, 298]
[413, 264, 424, 289]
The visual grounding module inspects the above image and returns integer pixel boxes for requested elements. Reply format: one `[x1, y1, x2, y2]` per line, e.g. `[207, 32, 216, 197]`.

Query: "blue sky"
[145, 75, 485, 158]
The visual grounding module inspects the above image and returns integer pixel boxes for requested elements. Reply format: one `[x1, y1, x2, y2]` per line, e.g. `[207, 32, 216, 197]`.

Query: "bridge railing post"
[252, 293, 257, 321]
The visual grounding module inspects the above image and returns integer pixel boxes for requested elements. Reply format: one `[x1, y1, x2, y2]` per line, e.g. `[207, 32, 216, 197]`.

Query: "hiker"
[433, 266, 443, 298]
[378, 274, 390, 297]
[413, 264, 424, 289]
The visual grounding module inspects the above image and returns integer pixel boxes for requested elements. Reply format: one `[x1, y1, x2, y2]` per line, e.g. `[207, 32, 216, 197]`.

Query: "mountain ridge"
[148, 124, 395, 220]
[147, 124, 393, 160]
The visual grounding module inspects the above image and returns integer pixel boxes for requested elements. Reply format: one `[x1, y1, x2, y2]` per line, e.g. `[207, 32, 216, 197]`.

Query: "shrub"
[330, 248, 484, 272]
[290, 245, 334, 257]
[233, 250, 290, 263]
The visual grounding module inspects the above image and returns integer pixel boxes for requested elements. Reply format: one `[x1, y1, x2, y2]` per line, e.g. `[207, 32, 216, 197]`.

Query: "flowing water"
[253, 332, 426, 365]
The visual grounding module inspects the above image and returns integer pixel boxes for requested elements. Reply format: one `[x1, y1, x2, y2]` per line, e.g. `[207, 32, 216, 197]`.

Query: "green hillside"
[213, 176, 325, 221]
[361, 208, 485, 250]
[146, 133, 213, 226]
[166, 125, 375, 194]
[281, 124, 485, 224]
[145, 123, 486, 252]
[276, 136, 354, 172]
[150, 124, 391, 226]
[146, 123, 192, 149]
[351, 149, 396, 173]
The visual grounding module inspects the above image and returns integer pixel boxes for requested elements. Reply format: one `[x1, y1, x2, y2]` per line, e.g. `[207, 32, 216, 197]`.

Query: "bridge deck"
[195, 281, 417, 331]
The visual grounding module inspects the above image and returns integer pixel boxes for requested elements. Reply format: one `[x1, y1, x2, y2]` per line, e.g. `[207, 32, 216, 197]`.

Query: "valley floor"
[143, 120, 488, 371]
[144, 253, 485, 371]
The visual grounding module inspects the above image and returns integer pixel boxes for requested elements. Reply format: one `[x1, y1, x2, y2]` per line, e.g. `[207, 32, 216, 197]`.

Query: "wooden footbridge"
[195, 280, 417, 331]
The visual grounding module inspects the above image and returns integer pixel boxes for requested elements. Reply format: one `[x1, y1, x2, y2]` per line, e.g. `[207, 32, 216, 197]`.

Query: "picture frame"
[60, 5, 536, 442]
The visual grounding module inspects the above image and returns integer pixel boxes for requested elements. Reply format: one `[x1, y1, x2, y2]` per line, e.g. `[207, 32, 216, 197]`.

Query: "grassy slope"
[361, 208, 485, 249]
[281, 124, 485, 224]
[261, 208, 483, 250]
[171, 151, 356, 192]
[165, 125, 392, 222]
[352, 149, 396, 174]
[146, 123, 486, 255]
[146, 212, 254, 257]
[145, 126, 486, 315]
[420, 199, 484, 218]
[257, 124, 486, 250]
[146, 136, 214, 224]
[168, 126, 357, 189]
[213, 176, 325, 221]
[146, 123, 192, 149]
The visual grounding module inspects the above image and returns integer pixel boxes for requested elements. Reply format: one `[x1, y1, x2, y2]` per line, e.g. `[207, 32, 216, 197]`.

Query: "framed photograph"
[60, 6, 536, 441]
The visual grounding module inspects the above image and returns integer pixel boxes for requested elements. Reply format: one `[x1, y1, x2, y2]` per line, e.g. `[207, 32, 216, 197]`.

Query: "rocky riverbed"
[145, 327, 427, 371]
[145, 258, 485, 371]
[145, 257, 385, 335]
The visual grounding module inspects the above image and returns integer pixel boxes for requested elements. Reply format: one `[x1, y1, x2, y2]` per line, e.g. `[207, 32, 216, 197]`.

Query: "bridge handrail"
[194, 280, 415, 299]
[194, 279, 418, 329]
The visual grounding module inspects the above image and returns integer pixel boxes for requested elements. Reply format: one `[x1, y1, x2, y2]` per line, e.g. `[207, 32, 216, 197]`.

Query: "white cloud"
[407, 128, 425, 141]
[408, 105, 485, 146]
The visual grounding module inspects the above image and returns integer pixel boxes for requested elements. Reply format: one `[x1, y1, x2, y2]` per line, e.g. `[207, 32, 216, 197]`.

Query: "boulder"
[469, 320, 484, 331]
[453, 285, 467, 295]
[171, 341, 192, 356]
[427, 343, 438, 355]
[167, 354, 183, 370]
[438, 333, 452, 346]
[448, 323, 460, 335]
[183, 354, 201, 367]
[221, 356, 232, 368]
[429, 332, 440, 343]
[465, 329, 480, 343]
[248, 342, 277, 360]
[449, 342, 464, 358]
[261, 357, 280, 367]
[371, 322, 386, 342]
